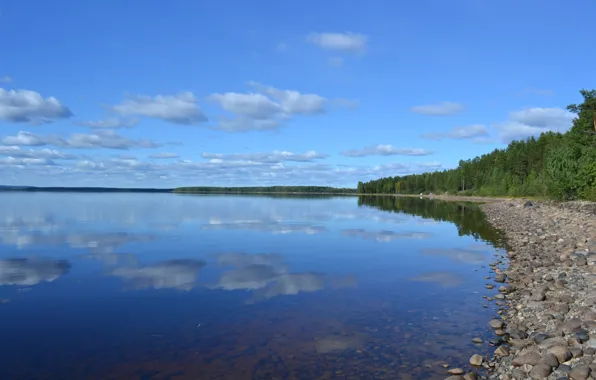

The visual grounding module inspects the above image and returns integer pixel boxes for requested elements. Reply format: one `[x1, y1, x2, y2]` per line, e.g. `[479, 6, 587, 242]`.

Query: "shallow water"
[0, 193, 505, 379]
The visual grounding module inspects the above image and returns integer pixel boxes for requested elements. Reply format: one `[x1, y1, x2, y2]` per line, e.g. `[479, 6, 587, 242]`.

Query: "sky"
[0, 0, 593, 188]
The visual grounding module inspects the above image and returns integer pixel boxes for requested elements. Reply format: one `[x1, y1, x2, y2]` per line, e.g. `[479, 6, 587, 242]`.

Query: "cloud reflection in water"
[109, 259, 206, 291]
[0, 258, 71, 286]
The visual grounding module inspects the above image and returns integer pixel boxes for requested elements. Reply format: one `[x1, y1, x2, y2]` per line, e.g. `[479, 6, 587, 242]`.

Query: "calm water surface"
[0, 193, 505, 379]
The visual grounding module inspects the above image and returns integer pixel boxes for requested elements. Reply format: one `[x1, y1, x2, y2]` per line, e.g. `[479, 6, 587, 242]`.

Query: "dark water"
[0, 193, 506, 380]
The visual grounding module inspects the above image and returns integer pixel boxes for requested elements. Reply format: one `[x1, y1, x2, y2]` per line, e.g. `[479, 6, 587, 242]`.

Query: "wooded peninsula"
[358, 89, 596, 201]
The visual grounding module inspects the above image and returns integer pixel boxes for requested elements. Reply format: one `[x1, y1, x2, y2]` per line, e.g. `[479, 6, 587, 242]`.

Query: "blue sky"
[0, 0, 592, 188]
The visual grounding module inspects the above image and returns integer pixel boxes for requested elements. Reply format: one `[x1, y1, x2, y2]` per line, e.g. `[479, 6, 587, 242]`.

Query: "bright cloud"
[493, 107, 575, 143]
[112, 92, 207, 125]
[409, 101, 465, 116]
[0, 88, 73, 124]
[201, 150, 328, 163]
[307, 32, 368, 53]
[0, 146, 77, 159]
[1, 131, 162, 150]
[341, 145, 433, 157]
[207, 82, 354, 132]
[149, 152, 180, 159]
[422, 125, 490, 141]
[76, 118, 139, 129]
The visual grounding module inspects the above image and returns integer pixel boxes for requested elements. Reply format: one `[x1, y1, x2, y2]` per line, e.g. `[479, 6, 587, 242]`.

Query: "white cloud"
[208, 82, 351, 132]
[341, 229, 432, 242]
[0, 146, 444, 188]
[1, 131, 162, 150]
[307, 32, 368, 53]
[76, 118, 138, 129]
[0, 76, 12, 84]
[201, 150, 328, 163]
[409, 101, 465, 116]
[494, 107, 574, 143]
[112, 92, 207, 125]
[422, 124, 490, 141]
[341, 144, 433, 157]
[110, 259, 205, 290]
[149, 152, 180, 159]
[0, 258, 71, 286]
[0, 146, 77, 159]
[0, 157, 56, 166]
[0, 88, 72, 124]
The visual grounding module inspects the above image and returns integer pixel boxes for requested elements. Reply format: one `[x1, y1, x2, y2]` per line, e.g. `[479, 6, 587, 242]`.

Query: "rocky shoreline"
[447, 199, 596, 380]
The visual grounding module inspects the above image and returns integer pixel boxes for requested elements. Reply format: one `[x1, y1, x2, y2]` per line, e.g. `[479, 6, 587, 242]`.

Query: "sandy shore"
[455, 199, 596, 380]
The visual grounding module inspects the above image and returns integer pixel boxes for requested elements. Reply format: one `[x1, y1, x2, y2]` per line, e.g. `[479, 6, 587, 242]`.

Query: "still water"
[0, 193, 505, 379]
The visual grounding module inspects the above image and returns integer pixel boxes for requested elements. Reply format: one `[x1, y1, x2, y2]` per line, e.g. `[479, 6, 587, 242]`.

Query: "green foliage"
[358, 89, 596, 201]
[358, 196, 503, 245]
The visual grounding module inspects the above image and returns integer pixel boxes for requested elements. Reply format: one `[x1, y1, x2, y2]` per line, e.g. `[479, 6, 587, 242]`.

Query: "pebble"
[462, 200, 596, 379]
[469, 354, 483, 366]
[569, 364, 591, 380]
[448, 368, 464, 375]
[530, 363, 553, 378]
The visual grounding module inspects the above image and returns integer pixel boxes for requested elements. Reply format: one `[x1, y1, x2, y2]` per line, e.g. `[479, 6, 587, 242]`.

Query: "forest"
[357, 89, 596, 200]
[173, 186, 356, 194]
[357, 196, 502, 245]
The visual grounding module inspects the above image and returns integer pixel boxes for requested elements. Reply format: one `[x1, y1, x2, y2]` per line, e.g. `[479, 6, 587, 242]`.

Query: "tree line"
[174, 186, 356, 194]
[357, 89, 596, 200]
[358, 196, 503, 245]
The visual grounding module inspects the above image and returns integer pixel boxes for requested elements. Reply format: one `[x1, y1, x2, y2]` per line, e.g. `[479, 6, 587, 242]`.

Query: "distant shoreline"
[0, 185, 357, 195]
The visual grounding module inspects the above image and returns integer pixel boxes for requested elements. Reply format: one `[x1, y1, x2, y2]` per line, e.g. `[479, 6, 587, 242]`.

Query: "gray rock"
[488, 319, 504, 329]
[533, 333, 550, 344]
[469, 354, 483, 366]
[531, 363, 553, 378]
[569, 347, 583, 358]
[541, 352, 559, 368]
[549, 346, 573, 363]
[494, 345, 510, 357]
[447, 368, 464, 375]
[561, 318, 582, 333]
[512, 352, 542, 366]
[444, 376, 464, 380]
[569, 364, 591, 380]
[530, 290, 546, 301]
[539, 337, 568, 349]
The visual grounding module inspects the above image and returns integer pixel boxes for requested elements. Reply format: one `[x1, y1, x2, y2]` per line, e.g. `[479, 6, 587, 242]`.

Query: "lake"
[0, 193, 506, 379]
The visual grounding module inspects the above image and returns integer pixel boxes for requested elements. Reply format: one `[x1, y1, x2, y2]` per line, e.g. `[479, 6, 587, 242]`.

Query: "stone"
[469, 354, 483, 366]
[530, 363, 552, 378]
[488, 319, 504, 329]
[463, 373, 477, 380]
[561, 318, 582, 333]
[549, 346, 572, 363]
[569, 347, 583, 358]
[444, 377, 464, 380]
[512, 352, 542, 366]
[541, 352, 559, 368]
[569, 364, 591, 380]
[533, 333, 550, 344]
[494, 345, 510, 357]
[530, 290, 546, 301]
[472, 337, 483, 344]
[447, 368, 464, 375]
